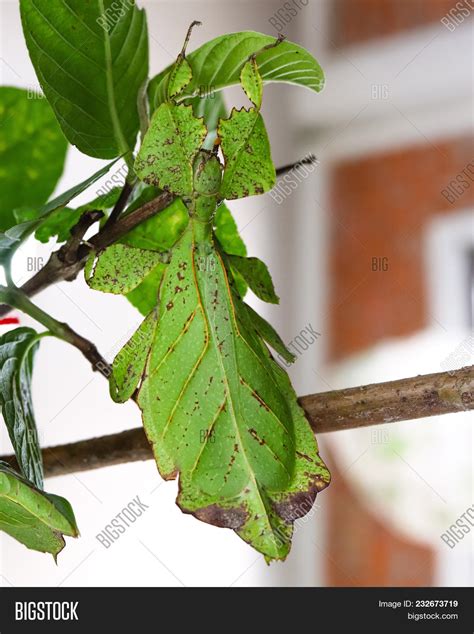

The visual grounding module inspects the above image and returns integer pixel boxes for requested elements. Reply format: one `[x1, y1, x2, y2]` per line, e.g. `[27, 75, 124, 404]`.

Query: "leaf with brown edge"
[240, 57, 263, 108]
[168, 58, 193, 99]
[219, 108, 275, 200]
[134, 103, 207, 196]
[133, 221, 329, 560]
[85, 244, 168, 295]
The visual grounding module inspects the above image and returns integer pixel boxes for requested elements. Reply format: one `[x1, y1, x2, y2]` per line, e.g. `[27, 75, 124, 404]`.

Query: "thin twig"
[60, 210, 104, 265]
[102, 180, 134, 230]
[275, 154, 319, 177]
[0, 191, 174, 317]
[0, 285, 110, 373]
[0, 154, 313, 318]
[1, 365, 471, 477]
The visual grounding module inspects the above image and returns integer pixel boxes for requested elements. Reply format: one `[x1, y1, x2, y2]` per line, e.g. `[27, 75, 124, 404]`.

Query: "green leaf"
[165, 20, 201, 99]
[0, 86, 68, 231]
[240, 58, 263, 108]
[149, 32, 325, 109]
[35, 207, 81, 244]
[214, 204, 248, 298]
[229, 268, 248, 300]
[122, 197, 189, 251]
[168, 58, 193, 99]
[0, 328, 43, 488]
[0, 462, 78, 558]
[228, 255, 279, 304]
[135, 103, 207, 196]
[244, 304, 295, 364]
[219, 108, 275, 200]
[85, 244, 167, 295]
[247, 358, 330, 562]
[124, 184, 162, 215]
[0, 159, 119, 263]
[110, 310, 157, 403]
[77, 188, 123, 214]
[186, 92, 227, 149]
[20, 0, 148, 158]
[134, 224, 329, 560]
[35, 188, 122, 244]
[119, 197, 189, 315]
[214, 203, 247, 257]
[125, 264, 166, 316]
[12, 207, 38, 225]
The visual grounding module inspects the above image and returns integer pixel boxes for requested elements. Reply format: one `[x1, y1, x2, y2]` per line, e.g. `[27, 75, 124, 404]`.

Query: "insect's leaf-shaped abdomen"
[137, 224, 329, 560]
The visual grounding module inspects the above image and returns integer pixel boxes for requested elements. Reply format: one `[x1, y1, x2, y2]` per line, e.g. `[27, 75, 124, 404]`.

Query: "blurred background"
[0, 0, 472, 586]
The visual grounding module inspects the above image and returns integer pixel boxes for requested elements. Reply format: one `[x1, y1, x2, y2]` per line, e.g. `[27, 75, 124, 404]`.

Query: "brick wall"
[331, 0, 458, 47]
[326, 455, 435, 586]
[329, 136, 474, 361]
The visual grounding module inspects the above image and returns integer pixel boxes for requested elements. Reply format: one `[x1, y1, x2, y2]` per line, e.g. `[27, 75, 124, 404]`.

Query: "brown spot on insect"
[248, 428, 265, 446]
[272, 488, 319, 524]
[224, 450, 237, 482]
[177, 271, 185, 281]
[250, 390, 270, 412]
[174, 286, 183, 294]
[161, 467, 178, 481]
[191, 503, 248, 529]
[164, 137, 174, 145]
[166, 301, 174, 311]
[296, 451, 314, 463]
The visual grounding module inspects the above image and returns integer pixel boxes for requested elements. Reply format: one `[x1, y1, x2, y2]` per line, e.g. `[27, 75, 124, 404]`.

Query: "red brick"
[331, 0, 458, 47]
[329, 136, 474, 360]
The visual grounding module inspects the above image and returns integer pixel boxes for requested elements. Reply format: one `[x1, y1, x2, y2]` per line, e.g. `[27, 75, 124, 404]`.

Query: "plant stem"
[0, 155, 314, 319]
[0, 285, 110, 373]
[2, 365, 471, 478]
[275, 154, 318, 177]
[102, 179, 134, 229]
[0, 191, 175, 318]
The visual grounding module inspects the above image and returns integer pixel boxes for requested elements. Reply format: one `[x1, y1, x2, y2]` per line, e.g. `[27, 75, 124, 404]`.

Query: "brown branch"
[0, 190, 175, 318]
[0, 152, 313, 318]
[60, 210, 104, 265]
[101, 179, 134, 230]
[2, 365, 471, 478]
[58, 324, 111, 375]
[275, 154, 318, 177]
[91, 191, 174, 251]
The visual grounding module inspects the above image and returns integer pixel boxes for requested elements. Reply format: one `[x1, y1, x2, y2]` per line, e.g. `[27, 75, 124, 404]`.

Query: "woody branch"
[1, 365, 471, 477]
